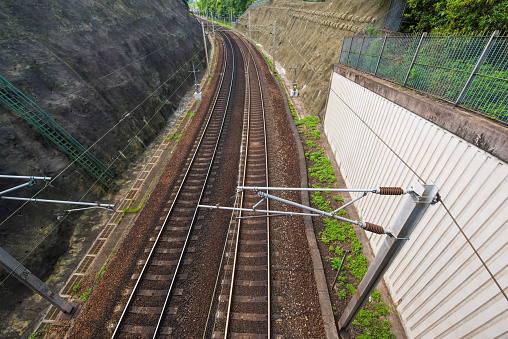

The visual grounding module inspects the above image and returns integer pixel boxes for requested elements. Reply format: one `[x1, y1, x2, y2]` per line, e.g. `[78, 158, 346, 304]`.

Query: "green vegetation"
[123, 200, 144, 214]
[78, 288, 92, 301]
[29, 324, 51, 339]
[307, 149, 336, 184]
[197, 0, 254, 19]
[289, 82, 396, 337]
[306, 140, 316, 148]
[72, 282, 81, 293]
[96, 266, 106, 282]
[346, 34, 508, 121]
[166, 131, 182, 143]
[402, 0, 508, 33]
[353, 309, 395, 339]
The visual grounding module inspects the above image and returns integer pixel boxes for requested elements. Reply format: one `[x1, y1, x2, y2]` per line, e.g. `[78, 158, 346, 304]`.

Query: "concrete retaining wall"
[324, 64, 508, 338]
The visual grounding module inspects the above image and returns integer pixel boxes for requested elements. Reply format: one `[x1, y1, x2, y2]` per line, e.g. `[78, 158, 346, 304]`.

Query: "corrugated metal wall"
[324, 72, 508, 338]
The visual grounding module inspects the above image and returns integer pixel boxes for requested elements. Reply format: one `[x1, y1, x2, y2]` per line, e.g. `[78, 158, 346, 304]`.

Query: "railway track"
[208, 31, 274, 339]
[111, 30, 237, 338]
[67, 23, 327, 339]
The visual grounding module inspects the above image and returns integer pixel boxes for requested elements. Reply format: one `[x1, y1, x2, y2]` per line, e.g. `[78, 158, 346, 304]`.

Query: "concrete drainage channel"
[33, 47, 215, 336]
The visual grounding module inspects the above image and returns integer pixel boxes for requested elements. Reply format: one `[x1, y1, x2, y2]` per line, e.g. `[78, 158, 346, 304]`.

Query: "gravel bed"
[64, 29, 328, 339]
[245, 36, 327, 337]
[65, 32, 226, 339]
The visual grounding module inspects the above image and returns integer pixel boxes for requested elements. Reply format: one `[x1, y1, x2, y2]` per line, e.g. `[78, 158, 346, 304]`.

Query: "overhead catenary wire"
[0, 56, 206, 289]
[244, 19, 317, 75]
[330, 86, 507, 301]
[438, 197, 507, 301]
[0, 23, 203, 129]
[0, 47, 205, 231]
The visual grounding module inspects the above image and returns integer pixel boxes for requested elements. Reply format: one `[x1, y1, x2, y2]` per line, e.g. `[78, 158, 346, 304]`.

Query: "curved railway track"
[67, 23, 327, 339]
[111, 30, 236, 338]
[207, 31, 273, 339]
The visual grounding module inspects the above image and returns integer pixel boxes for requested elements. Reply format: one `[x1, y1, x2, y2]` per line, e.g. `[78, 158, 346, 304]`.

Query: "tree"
[402, 0, 508, 33]
[197, 0, 254, 18]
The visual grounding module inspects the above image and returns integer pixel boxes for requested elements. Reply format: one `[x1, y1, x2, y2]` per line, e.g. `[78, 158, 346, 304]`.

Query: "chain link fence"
[340, 32, 508, 123]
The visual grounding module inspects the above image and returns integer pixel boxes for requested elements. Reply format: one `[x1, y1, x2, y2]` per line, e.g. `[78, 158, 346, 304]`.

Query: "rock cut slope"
[0, 0, 204, 336]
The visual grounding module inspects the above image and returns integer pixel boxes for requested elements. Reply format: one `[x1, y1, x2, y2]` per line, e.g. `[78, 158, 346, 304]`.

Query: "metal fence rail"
[339, 31, 508, 123]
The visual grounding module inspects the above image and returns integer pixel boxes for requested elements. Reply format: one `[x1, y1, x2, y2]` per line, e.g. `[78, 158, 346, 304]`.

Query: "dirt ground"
[236, 0, 391, 117]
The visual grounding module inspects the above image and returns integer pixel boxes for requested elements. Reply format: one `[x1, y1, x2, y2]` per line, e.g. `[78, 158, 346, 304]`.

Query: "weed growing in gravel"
[96, 266, 106, 282]
[306, 140, 316, 148]
[79, 288, 92, 301]
[29, 324, 51, 339]
[72, 282, 81, 293]
[123, 201, 144, 214]
[295, 116, 320, 130]
[353, 309, 395, 339]
[306, 149, 337, 184]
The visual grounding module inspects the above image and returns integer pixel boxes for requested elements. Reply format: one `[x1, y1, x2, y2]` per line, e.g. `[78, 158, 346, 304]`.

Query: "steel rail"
[111, 32, 234, 338]
[223, 33, 250, 338]
[204, 29, 251, 338]
[152, 30, 237, 338]
[223, 31, 271, 339]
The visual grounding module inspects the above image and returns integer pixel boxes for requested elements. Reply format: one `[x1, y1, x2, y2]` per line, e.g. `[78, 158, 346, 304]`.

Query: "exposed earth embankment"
[236, 0, 390, 116]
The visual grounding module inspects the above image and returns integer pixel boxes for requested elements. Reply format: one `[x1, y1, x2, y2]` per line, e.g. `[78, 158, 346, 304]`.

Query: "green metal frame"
[0, 75, 115, 189]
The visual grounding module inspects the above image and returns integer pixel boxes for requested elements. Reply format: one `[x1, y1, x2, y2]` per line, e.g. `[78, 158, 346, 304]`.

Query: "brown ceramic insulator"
[379, 187, 404, 195]
[364, 222, 385, 234]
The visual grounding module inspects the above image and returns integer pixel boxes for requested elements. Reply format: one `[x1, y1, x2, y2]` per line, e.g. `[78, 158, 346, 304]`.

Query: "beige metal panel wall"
[324, 72, 508, 339]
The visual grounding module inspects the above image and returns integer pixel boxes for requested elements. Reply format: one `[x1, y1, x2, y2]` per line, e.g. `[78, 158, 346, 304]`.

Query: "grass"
[72, 282, 81, 293]
[29, 324, 51, 339]
[96, 266, 106, 281]
[78, 288, 92, 301]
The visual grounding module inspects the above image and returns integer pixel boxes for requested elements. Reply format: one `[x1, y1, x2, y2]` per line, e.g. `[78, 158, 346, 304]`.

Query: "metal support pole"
[0, 246, 74, 314]
[252, 190, 391, 235]
[292, 61, 298, 85]
[332, 250, 349, 291]
[249, 12, 251, 39]
[0, 175, 51, 180]
[455, 30, 499, 105]
[237, 186, 408, 194]
[374, 35, 387, 76]
[338, 184, 438, 330]
[403, 32, 427, 86]
[1, 196, 114, 210]
[191, 63, 199, 92]
[332, 192, 366, 215]
[201, 22, 209, 71]
[273, 21, 277, 75]
[355, 36, 366, 69]
[290, 62, 298, 97]
[0, 181, 34, 196]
